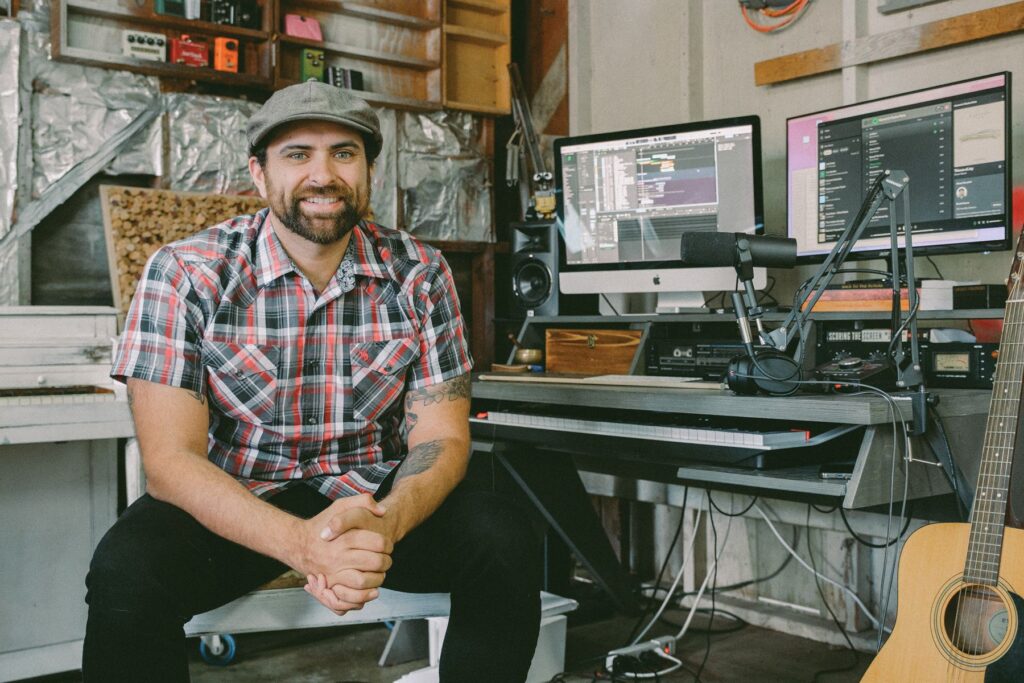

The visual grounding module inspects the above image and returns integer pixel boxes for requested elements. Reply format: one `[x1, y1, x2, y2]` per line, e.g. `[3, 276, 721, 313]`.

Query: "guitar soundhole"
[943, 585, 1010, 656]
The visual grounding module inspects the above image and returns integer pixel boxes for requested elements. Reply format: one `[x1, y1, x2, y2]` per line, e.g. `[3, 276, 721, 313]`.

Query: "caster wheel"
[199, 633, 237, 665]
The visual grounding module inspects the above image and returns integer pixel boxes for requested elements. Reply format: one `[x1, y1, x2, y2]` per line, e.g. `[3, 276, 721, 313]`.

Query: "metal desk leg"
[495, 448, 640, 615]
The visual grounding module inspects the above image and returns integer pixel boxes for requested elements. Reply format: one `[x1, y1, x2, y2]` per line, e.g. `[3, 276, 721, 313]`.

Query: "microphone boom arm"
[765, 169, 926, 430]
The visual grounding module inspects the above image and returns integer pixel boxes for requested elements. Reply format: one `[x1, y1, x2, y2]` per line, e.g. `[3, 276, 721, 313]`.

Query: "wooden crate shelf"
[284, 0, 440, 29]
[66, 0, 270, 39]
[50, 0, 513, 115]
[277, 0, 442, 109]
[442, 0, 509, 114]
[448, 0, 506, 15]
[273, 77, 441, 111]
[443, 22, 508, 46]
[58, 44, 272, 87]
[278, 34, 439, 70]
[53, 0, 274, 89]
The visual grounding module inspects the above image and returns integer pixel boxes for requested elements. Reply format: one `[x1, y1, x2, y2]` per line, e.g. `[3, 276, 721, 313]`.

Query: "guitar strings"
[948, 282, 1019, 681]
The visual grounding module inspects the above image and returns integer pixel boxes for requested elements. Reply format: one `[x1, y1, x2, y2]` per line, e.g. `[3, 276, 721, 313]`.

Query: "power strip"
[605, 635, 676, 671]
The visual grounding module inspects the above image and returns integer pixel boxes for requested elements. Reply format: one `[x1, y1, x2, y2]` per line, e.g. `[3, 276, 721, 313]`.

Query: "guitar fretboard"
[964, 289, 1022, 585]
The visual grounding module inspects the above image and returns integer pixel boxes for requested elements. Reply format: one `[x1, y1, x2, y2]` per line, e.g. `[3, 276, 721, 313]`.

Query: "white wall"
[569, 0, 1023, 289]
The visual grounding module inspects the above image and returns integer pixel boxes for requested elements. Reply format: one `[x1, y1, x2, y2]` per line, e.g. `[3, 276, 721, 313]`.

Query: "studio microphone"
[678, 232, 797, 269]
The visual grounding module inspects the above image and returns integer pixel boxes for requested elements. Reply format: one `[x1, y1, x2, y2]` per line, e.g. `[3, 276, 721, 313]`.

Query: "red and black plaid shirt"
[112, 209, 473, 500]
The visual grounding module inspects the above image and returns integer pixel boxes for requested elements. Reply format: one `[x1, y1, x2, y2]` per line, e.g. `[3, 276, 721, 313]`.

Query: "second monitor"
[554, 115, 765, 312]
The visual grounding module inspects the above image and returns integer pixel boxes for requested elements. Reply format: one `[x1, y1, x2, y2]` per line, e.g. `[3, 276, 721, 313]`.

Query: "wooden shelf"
[444, 99, 508, 115]
[66, 0, 270, 40]
[274, 77, 441, 110]
[443, 22, 508, 46]
[448, 0, 507, 14]
[51, 0, 511, 114]
[285, 0, 440, 30]
[442, 0, 509, 114]
[57, 44, 272, 87]
[278, 34, 439, 70]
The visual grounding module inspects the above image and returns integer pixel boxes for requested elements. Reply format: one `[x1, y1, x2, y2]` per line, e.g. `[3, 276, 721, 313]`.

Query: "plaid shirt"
[111, 209, 473, 500]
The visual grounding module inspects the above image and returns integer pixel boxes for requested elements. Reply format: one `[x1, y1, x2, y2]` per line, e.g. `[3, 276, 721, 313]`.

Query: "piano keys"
[0, 306, 133, 444]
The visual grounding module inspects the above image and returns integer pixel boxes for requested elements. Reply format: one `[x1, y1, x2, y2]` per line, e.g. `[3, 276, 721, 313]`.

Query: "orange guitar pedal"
[214, 37, 239, 73]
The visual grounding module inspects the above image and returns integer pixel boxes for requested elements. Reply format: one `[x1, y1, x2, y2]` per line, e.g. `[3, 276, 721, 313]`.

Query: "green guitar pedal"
[299, 49, 325, 82]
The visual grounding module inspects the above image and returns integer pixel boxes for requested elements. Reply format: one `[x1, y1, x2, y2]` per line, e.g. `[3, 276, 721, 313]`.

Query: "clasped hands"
[297, 494, 397, 615]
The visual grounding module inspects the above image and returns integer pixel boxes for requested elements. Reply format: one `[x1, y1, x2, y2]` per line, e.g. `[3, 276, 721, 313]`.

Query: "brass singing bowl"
[514, 348, 543, 365]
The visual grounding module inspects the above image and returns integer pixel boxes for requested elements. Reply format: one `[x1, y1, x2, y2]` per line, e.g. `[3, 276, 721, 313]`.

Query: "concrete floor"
[24, 607, 871, 682]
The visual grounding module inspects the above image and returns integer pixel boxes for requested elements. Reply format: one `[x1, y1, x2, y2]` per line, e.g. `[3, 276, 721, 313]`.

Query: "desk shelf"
[473, 376, 990, 509]
[676, 464, 848, 498]
[473, 377, 923, 425]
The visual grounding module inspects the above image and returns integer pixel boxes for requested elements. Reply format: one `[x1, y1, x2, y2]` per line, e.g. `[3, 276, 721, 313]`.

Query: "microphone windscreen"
[678, 232, 738, 267]
[744, 235, 798, 268]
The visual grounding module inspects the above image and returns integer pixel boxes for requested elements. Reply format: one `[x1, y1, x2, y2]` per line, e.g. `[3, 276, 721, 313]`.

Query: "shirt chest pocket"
[203, 341, 280, 424]
[351, 337, 418, 423]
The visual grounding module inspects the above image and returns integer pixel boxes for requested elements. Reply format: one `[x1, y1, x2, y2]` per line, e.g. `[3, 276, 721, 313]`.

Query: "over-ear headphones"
[726, 349, 801, 396]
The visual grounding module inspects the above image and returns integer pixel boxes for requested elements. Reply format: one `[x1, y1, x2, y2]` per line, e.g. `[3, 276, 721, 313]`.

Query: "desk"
[471, 376, 989, 613]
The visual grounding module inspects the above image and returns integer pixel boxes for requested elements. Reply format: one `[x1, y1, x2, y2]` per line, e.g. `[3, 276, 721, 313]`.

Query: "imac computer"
[787, 72, 1011, 262]
[554, 116, 766, 312]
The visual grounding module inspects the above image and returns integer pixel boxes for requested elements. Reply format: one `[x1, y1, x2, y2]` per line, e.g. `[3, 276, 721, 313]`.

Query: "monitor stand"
[655, 291, 707, 314]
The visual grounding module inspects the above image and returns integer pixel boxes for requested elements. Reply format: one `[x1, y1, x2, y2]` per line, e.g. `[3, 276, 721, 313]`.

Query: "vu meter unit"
[214, 37, 239, 73]
[122, 30, 167, 62]
[919, 341, 997, 389]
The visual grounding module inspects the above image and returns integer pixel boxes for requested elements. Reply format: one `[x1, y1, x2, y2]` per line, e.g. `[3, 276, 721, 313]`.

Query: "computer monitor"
[787, 72, 1011, 262]
[554, 116, 765, 312]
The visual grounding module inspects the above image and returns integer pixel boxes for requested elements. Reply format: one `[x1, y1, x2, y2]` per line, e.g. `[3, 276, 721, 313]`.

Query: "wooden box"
[544, 328, 642, 376]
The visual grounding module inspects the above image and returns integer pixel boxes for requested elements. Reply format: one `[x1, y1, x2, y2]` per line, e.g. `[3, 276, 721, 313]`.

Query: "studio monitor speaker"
[505, 222, 597, 318]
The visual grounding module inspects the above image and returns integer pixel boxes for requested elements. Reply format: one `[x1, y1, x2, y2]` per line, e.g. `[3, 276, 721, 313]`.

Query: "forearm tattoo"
[187, 389, 207, 405]
[394, 439, 444, 483]
[403, 374, 470, 430]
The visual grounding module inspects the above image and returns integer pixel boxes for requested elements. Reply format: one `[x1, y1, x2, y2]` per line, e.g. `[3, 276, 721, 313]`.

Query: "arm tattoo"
[405, 374, 470, 407]
[187, 389, 207, 406]
[403, 374, 469, 431]
[394, 439, 444, 483]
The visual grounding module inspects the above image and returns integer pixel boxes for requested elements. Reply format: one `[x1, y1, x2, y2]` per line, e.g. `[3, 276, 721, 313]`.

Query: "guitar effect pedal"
[170, 35, 209, 68]
[299, 49, 325, 82]
[214, 38, 239, 73]
[327, 66, 364, 90]
[209, 0, 261, 29]
[122, 30, 167, 62]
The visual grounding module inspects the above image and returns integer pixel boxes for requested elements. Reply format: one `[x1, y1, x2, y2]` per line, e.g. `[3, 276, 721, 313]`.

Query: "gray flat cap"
[246, 81, 382, 162]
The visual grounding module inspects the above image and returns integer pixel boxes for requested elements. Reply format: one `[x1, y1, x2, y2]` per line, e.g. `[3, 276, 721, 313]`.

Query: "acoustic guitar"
[862, 247, 1024, 681]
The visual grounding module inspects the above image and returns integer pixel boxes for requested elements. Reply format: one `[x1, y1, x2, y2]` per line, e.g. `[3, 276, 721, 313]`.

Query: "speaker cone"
[512, 259, 552, 308]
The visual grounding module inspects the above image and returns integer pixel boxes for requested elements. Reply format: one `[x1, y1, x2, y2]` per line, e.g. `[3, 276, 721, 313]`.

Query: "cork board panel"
[100, 185, 265, 314]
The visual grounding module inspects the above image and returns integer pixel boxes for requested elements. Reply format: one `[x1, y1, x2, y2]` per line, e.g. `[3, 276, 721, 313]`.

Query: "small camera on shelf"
[122, 30, 167, 62]
[299, 49, 325, 82]
[327, 67, 364, 91]
[170, 34, 209, 68]
[214, 37, 239, 73]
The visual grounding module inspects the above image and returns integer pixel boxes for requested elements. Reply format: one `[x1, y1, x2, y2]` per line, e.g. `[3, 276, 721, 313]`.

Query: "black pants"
[83, 478, 542, 682]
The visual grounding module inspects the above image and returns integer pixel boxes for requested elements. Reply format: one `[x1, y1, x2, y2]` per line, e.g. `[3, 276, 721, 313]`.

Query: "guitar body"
[863, 523, 1024, 681]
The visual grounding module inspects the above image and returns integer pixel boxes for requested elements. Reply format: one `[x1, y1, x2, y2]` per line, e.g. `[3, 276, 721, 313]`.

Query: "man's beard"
[271, 183, 370, 245]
